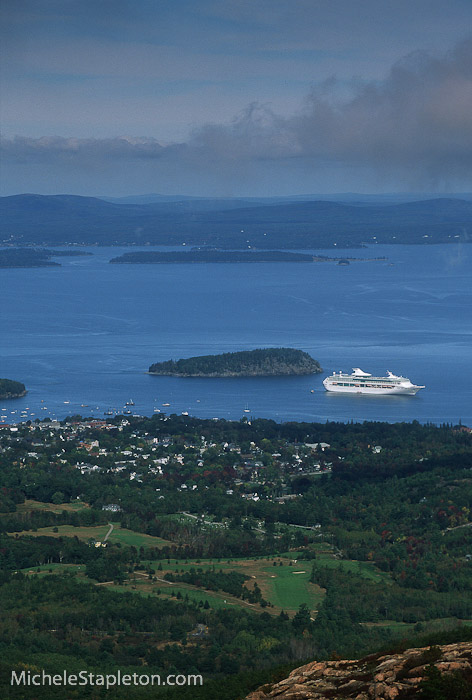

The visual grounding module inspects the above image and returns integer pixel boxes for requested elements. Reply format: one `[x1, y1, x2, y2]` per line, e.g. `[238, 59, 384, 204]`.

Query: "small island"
[149, 348, 322, 377]
[0, 378, 27, 399]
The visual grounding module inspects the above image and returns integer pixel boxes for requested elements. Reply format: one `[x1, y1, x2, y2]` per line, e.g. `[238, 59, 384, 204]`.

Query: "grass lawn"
[313, 553, 391, 583]
[105, 573, 255, 611]
[9, 523, 174, 548]
[19, 563, 86, 576]
[364, 617, 472, 632]
[14, 499, 90, 514]
[260, 564, 324, 614]
[143, 555, 325, 616]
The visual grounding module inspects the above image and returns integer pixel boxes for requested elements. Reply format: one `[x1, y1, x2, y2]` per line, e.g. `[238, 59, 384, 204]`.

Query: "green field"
[14, 499, 90, 514]
[12, 523, 385, 619]
[143, 556, 325, 616]
[107, 576, 245, 610]
[260, 565, 324, 614]
[313, 553, 391, 583]
[19, 563, 86, 576]
[9, 523, 174, 548]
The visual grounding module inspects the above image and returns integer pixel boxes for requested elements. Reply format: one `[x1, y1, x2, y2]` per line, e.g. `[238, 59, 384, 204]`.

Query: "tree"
[292, 603, 312, 633]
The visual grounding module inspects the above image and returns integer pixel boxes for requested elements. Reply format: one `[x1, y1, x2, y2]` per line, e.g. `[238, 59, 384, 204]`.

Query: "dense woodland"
[148, 348, 322, 376]
[0, 414, 471, 698]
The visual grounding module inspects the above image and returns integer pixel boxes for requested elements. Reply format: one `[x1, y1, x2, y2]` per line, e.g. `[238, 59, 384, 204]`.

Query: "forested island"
[149, 348, 322, 376]
[0, 378, 26, 399]
[0, 247, 90, 268]
[111, 250, 316, 264]
[109, 250, 365, 264]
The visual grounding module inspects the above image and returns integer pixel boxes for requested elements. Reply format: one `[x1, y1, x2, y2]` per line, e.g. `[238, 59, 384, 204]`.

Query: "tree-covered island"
[149, 348, 322, 377]
[0, 378, 26, 399]
[110, 250, 318, 264]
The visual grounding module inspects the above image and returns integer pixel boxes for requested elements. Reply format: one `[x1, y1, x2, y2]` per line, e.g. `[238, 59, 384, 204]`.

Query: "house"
[102, 503, 122, 513]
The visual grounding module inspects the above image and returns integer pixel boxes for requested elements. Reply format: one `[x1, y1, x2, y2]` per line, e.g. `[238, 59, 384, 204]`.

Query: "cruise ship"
[323, 368, 425, 395]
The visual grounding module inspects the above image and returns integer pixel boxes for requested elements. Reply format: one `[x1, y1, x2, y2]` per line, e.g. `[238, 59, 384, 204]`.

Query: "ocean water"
[1, 243, 471, 425]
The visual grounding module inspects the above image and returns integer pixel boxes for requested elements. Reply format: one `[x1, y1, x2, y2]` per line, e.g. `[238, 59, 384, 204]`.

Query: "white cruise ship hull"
[322, 369, 424, 396]
[323, 380, 422, 395]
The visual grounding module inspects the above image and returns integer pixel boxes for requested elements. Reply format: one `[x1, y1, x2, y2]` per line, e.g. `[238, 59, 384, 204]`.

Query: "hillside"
[1, 194, 471, 248]
[149, 348, 322, 376]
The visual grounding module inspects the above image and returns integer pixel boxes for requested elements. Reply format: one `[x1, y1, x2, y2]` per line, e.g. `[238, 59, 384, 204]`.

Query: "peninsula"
[149, 348, 322, 377]
[0, 248, 91, 268]
[0, 378, 27, 399]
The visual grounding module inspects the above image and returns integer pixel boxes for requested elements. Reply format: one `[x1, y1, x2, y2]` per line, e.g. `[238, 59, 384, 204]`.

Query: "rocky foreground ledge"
[245, 642, 472, 700]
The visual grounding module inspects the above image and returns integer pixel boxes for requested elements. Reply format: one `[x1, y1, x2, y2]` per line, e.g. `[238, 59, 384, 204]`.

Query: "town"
[1, 413, 472, 699]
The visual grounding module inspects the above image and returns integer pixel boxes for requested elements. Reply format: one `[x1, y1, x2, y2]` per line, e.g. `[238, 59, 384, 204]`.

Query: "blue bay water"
[1, 243, 471, 425]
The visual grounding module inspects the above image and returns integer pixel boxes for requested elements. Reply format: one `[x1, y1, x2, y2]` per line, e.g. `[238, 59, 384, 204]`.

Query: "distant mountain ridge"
[1, 193, 471, 248]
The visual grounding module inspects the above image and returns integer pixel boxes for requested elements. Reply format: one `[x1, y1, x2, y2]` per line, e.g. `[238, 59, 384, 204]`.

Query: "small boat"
[125, 399, 135, 406]
[162, 403, 170, 407]
[181, 411, 189, 416]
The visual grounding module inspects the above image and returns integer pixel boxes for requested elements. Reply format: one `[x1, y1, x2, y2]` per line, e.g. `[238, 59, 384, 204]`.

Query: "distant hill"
[1, 194, 471, 248]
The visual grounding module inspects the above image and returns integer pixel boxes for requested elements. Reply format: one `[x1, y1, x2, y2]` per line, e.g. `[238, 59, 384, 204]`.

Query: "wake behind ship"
[323, 368, 425, 395]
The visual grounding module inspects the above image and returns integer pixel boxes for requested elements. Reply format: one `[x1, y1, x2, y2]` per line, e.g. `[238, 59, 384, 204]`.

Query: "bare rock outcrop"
[245, 642, 472, 699]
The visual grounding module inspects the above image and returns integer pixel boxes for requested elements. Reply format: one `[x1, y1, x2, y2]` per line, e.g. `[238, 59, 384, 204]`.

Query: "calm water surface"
[1, 243, 471, 425]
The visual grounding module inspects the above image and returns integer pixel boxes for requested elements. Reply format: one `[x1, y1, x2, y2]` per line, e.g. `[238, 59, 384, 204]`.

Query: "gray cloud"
[188, 37, 472, 182]
[2, 37, 472, 193]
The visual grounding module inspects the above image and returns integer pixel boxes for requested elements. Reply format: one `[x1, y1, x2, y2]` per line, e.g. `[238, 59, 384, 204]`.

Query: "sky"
[1, 0, 472, 197]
